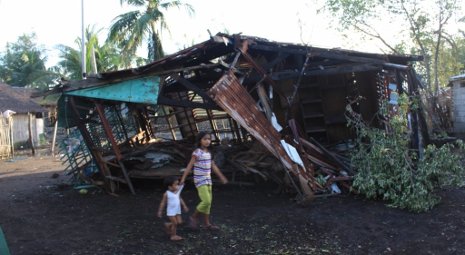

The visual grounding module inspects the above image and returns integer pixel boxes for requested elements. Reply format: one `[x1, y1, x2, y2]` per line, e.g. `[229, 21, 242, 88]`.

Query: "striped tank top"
[192, 148, 212, 187]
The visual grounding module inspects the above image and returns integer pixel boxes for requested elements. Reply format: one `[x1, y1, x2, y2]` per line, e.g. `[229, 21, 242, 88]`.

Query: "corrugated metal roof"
[208, 73, 314, 196]
[208, 73, 304, 176]
[450, 73, 465, 82]
[61, 33, 422, 90]
[65, 76, 159, 104]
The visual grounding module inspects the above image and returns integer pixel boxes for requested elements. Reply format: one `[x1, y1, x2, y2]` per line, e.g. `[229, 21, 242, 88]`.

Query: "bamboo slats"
[0, 118, 12, 159]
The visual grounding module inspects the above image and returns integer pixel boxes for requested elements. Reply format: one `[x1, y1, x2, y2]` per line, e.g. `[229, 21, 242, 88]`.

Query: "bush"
[347, 95, 465, 212]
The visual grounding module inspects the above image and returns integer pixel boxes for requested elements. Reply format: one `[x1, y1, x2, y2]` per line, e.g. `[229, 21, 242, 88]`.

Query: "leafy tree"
[0, 33, 57, 90]
[323, 0, 464, 94]
[437, 36, 465, 86]
[57, 26, 146, 80]
[108, 0, 194, 62]
[347, 95, 465, 212]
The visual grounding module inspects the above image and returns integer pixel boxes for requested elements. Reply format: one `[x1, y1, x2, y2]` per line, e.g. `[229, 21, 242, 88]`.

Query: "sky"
[0, 0, 443, 68]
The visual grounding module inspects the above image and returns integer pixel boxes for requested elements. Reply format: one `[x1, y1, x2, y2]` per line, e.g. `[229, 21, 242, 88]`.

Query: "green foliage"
[323, 0, 465, 92]
[56, 26, 146, 80]
[348, 95, 465, 212]
[437, 36, 465, 85]
[38, 133, 47, 146]
[0, 33, 58, 90]
[108, 0, 194, 62]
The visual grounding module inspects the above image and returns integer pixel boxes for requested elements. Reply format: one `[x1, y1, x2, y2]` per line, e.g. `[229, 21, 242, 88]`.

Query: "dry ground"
[1, 155, 465, 255]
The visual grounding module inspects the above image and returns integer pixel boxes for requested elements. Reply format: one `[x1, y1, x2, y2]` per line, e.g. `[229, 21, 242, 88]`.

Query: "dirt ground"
[1, 155, 465, 255]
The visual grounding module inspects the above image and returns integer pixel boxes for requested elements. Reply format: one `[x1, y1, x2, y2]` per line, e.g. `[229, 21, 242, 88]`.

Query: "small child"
[180, 131, 228, 230]
[157, 176, 189, 241]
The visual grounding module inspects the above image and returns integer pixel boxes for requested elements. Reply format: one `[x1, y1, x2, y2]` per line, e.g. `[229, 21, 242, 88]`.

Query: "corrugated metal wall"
[11, 114, 44, 147]
[453, 79, 465, 133]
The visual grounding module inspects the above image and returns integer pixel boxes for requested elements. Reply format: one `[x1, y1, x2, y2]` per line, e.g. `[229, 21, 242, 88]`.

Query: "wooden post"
[51, 120, 58, 156]
[230, 119, 242, 142]
[95, 102, 136, 195]
[162, 106, 177, 140]
[113, 105, 131, 144]
[9, 117, 14, 157]
[69, 97, 112, 192]
[28, 113, 35, 156]
[206, 109, 220, 141]
[257, 84, 273, 121]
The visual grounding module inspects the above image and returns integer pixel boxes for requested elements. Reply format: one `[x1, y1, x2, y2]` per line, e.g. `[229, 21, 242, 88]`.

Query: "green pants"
[196, 185, 212, 214]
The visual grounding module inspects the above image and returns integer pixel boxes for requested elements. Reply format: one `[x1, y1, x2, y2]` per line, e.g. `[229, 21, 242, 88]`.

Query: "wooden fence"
[0, 118, 12, 159]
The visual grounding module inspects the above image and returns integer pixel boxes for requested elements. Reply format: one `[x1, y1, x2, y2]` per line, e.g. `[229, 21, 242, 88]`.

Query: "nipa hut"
[0, 83, 47, 151]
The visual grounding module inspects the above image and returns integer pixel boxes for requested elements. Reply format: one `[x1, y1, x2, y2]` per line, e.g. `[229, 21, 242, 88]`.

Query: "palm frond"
[108, 11, 141, 41]
[160, 0, 194, 17]
[120, 0, 146, 7]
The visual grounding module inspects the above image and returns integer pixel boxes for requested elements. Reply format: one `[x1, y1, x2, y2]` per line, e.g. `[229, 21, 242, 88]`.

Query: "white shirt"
[166, 184, 184, 216]
[2, 110, 16, 118]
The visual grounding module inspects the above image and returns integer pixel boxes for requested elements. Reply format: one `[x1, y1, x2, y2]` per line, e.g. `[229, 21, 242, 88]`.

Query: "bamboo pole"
[28, 113, 35, 156]
[9, 117, 14, 158]
[51, 120, 58, 156]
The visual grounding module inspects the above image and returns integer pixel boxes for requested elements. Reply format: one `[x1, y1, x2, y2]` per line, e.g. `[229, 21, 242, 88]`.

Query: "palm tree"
[57, 26, 146, 80]
[0, 33, 57, 90]
[108, 0, 194, 62]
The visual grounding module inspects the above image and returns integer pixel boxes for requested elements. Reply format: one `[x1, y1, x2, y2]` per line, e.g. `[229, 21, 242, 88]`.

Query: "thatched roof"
[0, 83, 46, 113]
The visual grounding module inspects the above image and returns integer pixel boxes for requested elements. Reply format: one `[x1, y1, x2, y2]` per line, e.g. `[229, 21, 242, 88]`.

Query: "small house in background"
[450, 74, 465, 135]
[36, 93, 60, 126]
[0, 83, 46, 149]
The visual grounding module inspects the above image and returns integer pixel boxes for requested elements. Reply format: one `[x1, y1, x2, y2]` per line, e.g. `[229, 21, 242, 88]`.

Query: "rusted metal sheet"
[208, 73, 314, 197]
[208, 73, 293, 168]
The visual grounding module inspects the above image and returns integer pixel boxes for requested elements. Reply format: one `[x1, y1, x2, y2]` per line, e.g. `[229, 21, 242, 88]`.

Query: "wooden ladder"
[299, 82, 328, 141]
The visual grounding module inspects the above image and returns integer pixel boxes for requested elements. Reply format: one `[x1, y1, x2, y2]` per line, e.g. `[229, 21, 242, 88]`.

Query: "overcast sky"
[0, 0, 439, 67]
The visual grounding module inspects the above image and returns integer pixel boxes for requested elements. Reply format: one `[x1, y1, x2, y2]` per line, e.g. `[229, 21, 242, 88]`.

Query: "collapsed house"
[55, 33, 429, 201]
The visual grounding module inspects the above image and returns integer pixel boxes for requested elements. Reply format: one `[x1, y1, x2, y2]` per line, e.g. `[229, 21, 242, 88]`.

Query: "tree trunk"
[423, 55, 432, 92]
[149, 22, 164, 61]
[90, 46, 98, 74]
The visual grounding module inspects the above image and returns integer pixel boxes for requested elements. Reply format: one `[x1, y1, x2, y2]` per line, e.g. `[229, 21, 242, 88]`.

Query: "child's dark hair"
[196, 131, 211, 147]
[163, 176, 179, 188]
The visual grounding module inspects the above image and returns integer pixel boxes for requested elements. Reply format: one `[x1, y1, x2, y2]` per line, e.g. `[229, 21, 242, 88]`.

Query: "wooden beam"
[69, 97, 112, 191]
[271, 63, 380, 80]
[176, 76, 212, 101]
[113, 105, 131, 145]
[248, 44, 309, 55]
[263, 52, 290, 70]
[310, 51, 387, 65]
[249, 44, 419, 63]
[157, 95, 220, 110]
[94, 102, 136, 195]
[257, 84, 272, 121]
[161, 106, 177, 140]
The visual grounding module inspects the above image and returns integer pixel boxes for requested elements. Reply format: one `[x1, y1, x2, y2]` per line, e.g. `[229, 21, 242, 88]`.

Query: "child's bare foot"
[170, 235, 183, 241]
[188, 216, 198, 229]
[204, 224, 220, 231]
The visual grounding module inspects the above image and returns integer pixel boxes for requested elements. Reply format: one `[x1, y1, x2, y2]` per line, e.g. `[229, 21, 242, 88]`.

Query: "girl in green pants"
[180, 132, 228, 230]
